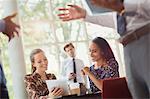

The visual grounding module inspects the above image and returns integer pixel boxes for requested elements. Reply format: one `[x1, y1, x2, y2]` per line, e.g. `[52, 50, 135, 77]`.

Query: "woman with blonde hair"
[24, 49, 63, 99]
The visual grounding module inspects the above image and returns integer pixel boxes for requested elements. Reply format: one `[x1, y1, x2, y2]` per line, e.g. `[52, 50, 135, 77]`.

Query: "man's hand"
[58, 5, 86, 21]
[91, 0, 124, 13]
[3, 13, 20, 41]
[68, 73, 76, 80]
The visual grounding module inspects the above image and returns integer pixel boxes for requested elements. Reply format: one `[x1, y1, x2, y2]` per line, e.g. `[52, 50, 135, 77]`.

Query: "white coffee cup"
[69, 83, 80, 96]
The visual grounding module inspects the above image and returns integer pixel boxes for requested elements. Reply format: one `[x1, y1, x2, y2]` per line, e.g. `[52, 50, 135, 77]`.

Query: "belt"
[119, 23, 150, 46]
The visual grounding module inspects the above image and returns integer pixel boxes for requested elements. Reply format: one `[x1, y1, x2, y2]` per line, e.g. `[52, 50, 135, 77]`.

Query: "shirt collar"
[68, 57, 76, 60]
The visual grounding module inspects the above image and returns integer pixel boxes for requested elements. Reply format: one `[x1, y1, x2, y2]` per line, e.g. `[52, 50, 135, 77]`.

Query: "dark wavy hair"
[92, 37, 115, 61]
[30, 49, 44, 73]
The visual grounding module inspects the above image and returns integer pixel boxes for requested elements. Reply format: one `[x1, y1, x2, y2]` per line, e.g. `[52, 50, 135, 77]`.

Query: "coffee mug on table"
[69, 83, 80, 96]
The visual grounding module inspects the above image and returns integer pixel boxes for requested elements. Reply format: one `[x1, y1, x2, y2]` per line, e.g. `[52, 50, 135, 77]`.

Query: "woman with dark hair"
[82, 37, 119, 93]
[24, 49, 63, 99]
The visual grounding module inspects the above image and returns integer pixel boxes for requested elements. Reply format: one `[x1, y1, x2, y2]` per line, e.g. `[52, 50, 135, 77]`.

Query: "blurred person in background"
[0, 13, 19, 99]
[60, 43, 87, 95]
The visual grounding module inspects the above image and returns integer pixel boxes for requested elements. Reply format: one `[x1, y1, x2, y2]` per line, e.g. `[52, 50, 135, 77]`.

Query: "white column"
[3, 0, 27, 99]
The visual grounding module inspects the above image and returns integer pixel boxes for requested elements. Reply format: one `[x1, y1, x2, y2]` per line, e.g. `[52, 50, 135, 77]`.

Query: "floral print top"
[24, 72, 56, 99]
[89, 58, 119, 93]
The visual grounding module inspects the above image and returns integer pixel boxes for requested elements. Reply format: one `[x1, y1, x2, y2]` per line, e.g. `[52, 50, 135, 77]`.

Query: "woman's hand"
[81, 67, 90, 75]
[68, 73, 76, 80]
[49, 87, 64, 98]
[58, 5, 86, 21]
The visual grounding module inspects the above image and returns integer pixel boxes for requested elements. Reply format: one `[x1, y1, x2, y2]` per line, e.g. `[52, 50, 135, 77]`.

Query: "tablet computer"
[81, 0, 112, 15]
[46, 79, 70, 96]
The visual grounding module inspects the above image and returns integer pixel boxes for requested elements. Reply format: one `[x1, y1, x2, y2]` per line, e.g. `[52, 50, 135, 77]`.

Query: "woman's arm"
[24, 75, 46, 99]
[82, 67, 103, 91]
[24, 81, 41, 99]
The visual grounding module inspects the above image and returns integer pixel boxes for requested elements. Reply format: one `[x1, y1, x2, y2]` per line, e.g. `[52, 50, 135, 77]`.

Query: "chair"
[102, 77, 132, 99]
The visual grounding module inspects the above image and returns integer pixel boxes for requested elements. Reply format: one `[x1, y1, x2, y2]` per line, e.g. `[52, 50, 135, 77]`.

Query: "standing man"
[58, 0, 150, 98]
[60, 43, 87, 95]
[0, 13, 20, 99]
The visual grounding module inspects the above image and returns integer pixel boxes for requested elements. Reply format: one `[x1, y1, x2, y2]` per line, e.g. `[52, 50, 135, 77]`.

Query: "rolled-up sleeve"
[84, 12, 117, 29]
[140, 0, 150, 19]
[124, 0, 150, 21]
[124, 0, 139, 12]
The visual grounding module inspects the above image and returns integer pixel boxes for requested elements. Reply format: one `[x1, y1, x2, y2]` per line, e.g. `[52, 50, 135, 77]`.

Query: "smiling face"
[32, 52, 48, 72]
[89, 42, 104, 62]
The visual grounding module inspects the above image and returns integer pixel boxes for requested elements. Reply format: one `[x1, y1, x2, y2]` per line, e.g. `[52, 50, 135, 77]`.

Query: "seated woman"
[82, 37, 119, 93]
[24, 49, 63, 99]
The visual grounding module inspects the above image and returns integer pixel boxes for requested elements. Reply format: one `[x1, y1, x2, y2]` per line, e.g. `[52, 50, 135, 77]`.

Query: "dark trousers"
[0, 64, 9, 99]
[0, 83, 9, 99]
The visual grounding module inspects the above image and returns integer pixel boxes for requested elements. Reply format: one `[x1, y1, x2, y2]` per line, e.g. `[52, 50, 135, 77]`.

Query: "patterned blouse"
[24, 72, 56, 99]
[89, 58, 119, 93]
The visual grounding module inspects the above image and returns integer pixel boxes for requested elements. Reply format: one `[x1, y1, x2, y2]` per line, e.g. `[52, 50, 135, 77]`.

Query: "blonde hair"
[30, 49, 44, 73]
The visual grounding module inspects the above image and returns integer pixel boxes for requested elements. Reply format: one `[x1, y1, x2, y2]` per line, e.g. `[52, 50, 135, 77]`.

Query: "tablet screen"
[46, 80, 70, 96]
